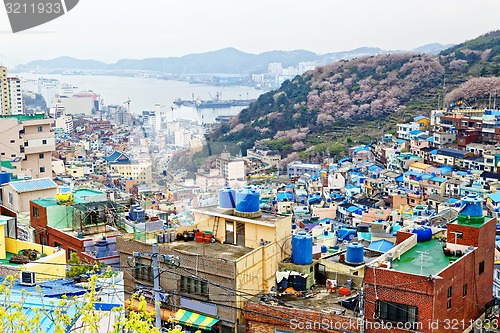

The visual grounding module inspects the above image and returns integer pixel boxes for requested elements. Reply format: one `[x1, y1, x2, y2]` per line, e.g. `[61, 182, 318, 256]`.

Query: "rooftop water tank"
[345, 242, 364, 265]
[234, 186, 261, 218]
[219, 187, 236, 209]
[133, 208, 145, 223]
[95, 239, 108, 258]
[0, 171, 10, 185]
[413, 227, 432, 242]
[292, 231, 313, 265]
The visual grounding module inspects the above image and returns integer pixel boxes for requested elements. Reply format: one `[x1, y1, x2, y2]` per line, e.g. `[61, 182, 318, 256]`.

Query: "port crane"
[123, 98, 131, 113]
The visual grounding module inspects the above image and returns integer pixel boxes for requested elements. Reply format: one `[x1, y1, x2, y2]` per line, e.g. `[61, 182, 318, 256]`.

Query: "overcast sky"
[1, 0, 499, 66]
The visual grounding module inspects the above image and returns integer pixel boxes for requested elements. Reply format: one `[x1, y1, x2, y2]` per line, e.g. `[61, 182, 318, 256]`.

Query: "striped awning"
[174, 309, 219, 330]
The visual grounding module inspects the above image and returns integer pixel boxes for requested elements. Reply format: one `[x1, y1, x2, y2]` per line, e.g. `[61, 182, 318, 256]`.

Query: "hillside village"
[1, 54, 500, 333]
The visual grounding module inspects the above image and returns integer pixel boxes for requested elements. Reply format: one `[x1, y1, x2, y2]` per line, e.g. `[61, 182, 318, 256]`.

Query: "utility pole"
[416, 251, 428, 275]
[359, 287, 364, 333]
[152, 244, 161, 329]
[131, 246, 180, 330]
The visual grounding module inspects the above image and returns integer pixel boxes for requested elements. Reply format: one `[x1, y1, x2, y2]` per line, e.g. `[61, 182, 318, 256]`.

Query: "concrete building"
[216, 152, 245, 187]
[246, 146, 281, 167]
[0, 66, 8, 115]
[117, 205, 292, 333]
[110, 161, 152, 185]
[196, 169, 226, 192]
[364, 197, 495, 333]
[55, 115, 73, 133]
[287, 161, 321, 178]
[7, 77, 23, 115]
[1, 178, 58, 214]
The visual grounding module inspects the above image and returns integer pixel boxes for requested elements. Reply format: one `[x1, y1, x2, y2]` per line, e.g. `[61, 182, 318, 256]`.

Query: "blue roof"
[404, 170, 422, 177]
[396, 139, 406, 143]
[395, 175, 404, 182]
[446, 198, 459, 204]
[409, 130, 421, 135]
[430, 176, 446, 183]
[347, 206, 362, 213]
[488, 192, 500, 203]
[345, 184, 355, 189]
[368, 165, 383, 172]
[430, 149, 438, 154]
[457, 171, 468, 176]
[9, 178, 57, 193]
[368, 240, 394, 252]
[439, 166, 453, 174]
[427, 137, 434, 142]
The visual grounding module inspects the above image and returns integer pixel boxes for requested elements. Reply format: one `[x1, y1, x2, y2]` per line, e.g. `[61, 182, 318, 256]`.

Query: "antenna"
[415, 250, 428, 275]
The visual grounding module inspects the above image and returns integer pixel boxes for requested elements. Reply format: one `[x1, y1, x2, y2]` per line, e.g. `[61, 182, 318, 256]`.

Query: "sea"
[18, 73, 264, 124]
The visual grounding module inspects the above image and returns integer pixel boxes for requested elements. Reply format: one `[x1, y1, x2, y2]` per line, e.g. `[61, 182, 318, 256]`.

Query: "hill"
[15, 44, 448, 75]
[209, 31, 500, 162]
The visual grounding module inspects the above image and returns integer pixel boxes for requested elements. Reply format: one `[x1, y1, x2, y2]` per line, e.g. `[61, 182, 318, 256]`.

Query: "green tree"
[0, 274, 162, 333]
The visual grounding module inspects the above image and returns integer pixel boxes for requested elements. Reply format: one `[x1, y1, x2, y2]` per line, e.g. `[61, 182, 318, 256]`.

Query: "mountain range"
[14, 44, 453, 75]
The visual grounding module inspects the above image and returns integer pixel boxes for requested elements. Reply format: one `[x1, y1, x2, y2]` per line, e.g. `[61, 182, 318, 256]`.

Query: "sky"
[1, 0, 499, 67]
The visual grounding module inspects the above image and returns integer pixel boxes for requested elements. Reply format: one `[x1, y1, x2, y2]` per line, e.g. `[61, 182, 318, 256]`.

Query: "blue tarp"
[368, 240, 394, 253]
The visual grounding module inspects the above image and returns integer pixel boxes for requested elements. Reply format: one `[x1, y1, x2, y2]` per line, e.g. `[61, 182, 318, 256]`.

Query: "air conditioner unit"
[19, 271, 36, 286]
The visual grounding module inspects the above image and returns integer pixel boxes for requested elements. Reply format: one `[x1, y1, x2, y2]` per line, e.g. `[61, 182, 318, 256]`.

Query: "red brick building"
[364, 201, 495, 333]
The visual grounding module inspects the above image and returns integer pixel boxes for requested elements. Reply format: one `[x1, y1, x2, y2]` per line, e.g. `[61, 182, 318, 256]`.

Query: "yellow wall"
[25, 250, 66, 281]
[5, 238, 56, 256]
[0, 223, 6, 260]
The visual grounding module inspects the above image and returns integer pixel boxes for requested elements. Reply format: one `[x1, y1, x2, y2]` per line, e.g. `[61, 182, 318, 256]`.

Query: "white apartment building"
[216, 152, 245, 187]
[55, 115, 74, 133]
[8, 77, 23, 115]
[397, 122, 421, 140]
[174, 130, 192, 148]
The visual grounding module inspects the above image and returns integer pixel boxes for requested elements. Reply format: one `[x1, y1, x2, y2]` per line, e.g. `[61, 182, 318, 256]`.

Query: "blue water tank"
[292, 231, 313, 265]
[413, 227, 432, 242]
[133, 208, 145, 223]
[321, 245, 328, 253]
[346, 242, 364, 265]
[460, 194, 483, 217]
[236, 186, 260, 213]
[0, 171, 11, 185]
[95, 239, 108, 258]
[219, 187, 236, 209]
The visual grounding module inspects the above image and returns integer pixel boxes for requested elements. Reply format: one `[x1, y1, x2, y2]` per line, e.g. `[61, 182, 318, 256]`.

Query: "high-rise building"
[8, 77, 23, 115]
[0, 67, 24, 116]
[1, 66, 10, 115]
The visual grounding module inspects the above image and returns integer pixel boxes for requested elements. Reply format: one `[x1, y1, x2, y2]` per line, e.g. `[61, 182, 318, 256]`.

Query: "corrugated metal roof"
[9, 178, 57, 193]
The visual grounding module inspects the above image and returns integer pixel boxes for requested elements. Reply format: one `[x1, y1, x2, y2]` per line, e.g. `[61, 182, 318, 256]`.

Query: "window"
[37, 126, 43, 132]
[24, 141, 28, 147]
[10, 140, 14, 143]
[463, 284, 467, 297]
[447, 286, 452, 298]
[32, 206, 39, 219]
[8, 192, 13, 205]
[39, 153, 44, 159]
[496, 270, 500, 281]
[67, 248, 77, 259]
[40, 167, 45, 173]
[180, 276, 208, 295]
[42, 139, 47, 145]
[447, 299, 452, 309]
[54, 241, 63, 248]
[479, 261, 485, 275]
[377, 300, 417, 323]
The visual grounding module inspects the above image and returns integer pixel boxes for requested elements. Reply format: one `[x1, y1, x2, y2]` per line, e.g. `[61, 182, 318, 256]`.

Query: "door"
[236, 222, 245, 246]
[315, 263, 326, 285]
[225, 221, 234, 244]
